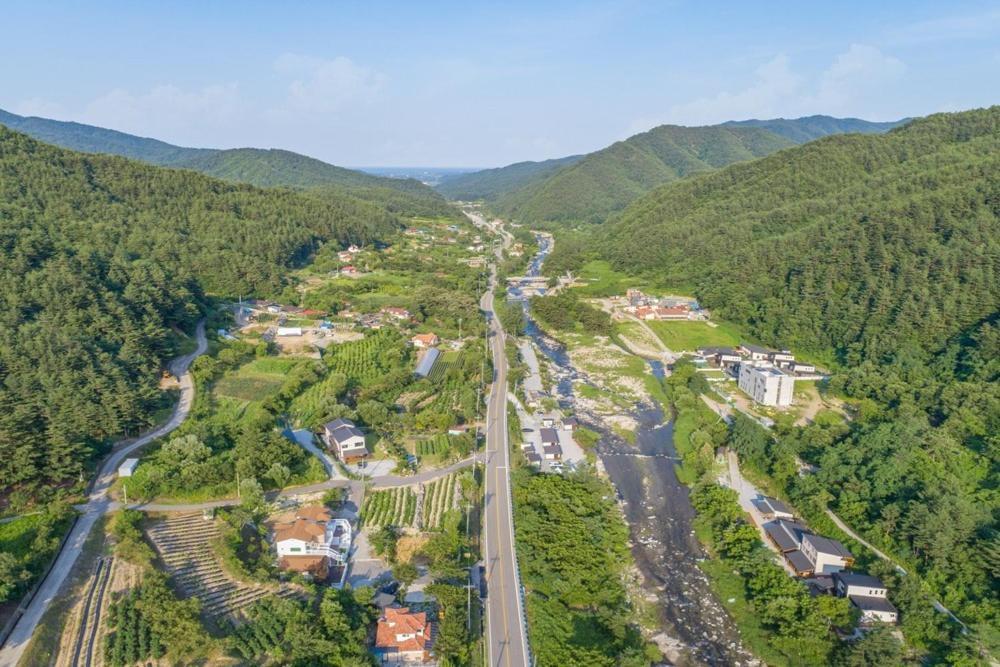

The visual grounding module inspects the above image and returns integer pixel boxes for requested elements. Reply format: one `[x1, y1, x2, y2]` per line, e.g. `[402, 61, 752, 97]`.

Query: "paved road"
[130, 456, 480, 512]
[0, 321, 208, 666]
[468, 211, 530, 667]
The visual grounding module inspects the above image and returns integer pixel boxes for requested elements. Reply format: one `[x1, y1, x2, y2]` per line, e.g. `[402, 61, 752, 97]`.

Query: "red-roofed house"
[373, 607, 434, 664]
[411, 333, 439, 349]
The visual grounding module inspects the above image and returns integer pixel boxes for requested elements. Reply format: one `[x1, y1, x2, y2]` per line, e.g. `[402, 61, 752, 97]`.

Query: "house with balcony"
[274, 506, 352, 585]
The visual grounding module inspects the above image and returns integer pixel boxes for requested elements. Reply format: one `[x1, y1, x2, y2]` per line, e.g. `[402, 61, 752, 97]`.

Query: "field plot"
[427, 350, 463, 381]
[646, 320, 741, 351]
[362, 488, 417, 529]
[213, 358, 297, 402]
[421, 473, 460, 530]
[416, 434, 450, 457]
[145, 513, 296, 622]
[57, 556, 143, 667]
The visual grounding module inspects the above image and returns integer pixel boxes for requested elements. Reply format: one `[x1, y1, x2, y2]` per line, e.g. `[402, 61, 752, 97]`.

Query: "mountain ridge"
[0, 108, 454, 217]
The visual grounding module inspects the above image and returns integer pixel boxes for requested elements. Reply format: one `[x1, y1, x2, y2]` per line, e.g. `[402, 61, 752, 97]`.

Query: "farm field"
[427, 350, 463, 382]
[645, 320, 741, 351]
[362, 487, 417, 529]
[421, 473, 460, 530]
[213, 358, 299, 402]
[145, 513, 297, 623]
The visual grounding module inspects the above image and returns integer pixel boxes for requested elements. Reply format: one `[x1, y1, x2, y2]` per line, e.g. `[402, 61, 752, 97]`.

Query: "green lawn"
[646, 320, 741, 351]
[213, 358, 295, 401]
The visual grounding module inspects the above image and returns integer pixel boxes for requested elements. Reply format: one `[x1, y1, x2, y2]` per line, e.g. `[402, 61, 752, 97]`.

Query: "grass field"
[214, 358, 295, 401]
[646, 320, 741, 351]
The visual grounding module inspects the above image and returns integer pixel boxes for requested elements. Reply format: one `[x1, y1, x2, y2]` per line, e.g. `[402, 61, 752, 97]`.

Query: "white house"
[833, 572, 898, 624]
[275, 506, 352, 583]
[738, 362, 795, 407]
[800, 534, 854, 575]
[118, 458, 139, 478]
[739, 343, 772, 361]
[323, 418, 368, 462]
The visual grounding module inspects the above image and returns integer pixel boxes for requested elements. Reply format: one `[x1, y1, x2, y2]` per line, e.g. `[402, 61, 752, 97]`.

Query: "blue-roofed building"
[414, 347, 440, 378]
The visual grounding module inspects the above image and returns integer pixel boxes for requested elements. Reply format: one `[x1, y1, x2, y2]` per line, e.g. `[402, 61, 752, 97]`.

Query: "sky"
[2, 1, 998, 167]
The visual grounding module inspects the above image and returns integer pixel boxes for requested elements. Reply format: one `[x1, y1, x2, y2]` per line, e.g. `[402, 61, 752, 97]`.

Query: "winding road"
[0, 321, 208, 666]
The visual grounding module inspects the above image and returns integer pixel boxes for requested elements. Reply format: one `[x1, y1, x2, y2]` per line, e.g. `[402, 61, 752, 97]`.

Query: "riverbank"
[513, 230, 756, 666]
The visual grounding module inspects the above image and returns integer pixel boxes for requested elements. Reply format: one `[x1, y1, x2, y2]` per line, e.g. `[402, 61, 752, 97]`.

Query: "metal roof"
[414, 347, 441, 377]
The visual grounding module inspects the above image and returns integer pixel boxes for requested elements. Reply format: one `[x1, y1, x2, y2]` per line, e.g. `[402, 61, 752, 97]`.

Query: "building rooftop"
[375, 607, 433, 654]
[330, 424, 365, 443]
[741, 343, 772, 354]
[754, 496, 793, 516]
[275, 519, 326, 543]
[786, 549, 814, 573]
[539, 427, 559, 444]
[325, 417, 356, 432]
[764, 519, 811, 551]
[849, 595, 898, 614]
[834, 572, 885, 589]
[803, 534, 853, 559]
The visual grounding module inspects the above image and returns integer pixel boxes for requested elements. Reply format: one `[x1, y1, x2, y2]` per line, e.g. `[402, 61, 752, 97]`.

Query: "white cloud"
[635, 44, 906, 130]
[80, 83, 242, 143]
[12, 97, 68, 119]
[272, 54, 384, 114]
[808, 44, 905, 113]
[887, 9, 1000, 45]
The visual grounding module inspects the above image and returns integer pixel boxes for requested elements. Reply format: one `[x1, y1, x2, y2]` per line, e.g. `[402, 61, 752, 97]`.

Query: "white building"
[118, 458, 139, 478]
[833, 572, 898, 624]
[738, 362, 795, 407]
[277, 327, 303, 337]
[800, 534, 854, 575]
[274, 506, 352, 584]
[323, 418, 368, 462]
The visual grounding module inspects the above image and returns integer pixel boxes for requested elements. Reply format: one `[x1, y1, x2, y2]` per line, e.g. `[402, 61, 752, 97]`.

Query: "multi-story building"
[738, 362, 795, 406]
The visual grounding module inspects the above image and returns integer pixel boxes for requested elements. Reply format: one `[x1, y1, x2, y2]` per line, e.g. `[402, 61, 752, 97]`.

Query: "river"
[511, 233, 755, 666]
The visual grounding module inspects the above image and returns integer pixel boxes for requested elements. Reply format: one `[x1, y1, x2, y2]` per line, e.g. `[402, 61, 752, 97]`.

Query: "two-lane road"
[473, 211, 530, 667]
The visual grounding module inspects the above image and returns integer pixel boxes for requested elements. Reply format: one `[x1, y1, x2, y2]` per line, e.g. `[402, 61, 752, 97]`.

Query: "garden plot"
[145, 513, 296, 622]
[361, 487, 417, 529]
[421, 473, 460, 530]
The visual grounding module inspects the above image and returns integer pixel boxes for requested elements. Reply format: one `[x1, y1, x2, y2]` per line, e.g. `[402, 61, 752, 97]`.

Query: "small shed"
[277, 327, 303, 337]
[118, 458, 139, 478]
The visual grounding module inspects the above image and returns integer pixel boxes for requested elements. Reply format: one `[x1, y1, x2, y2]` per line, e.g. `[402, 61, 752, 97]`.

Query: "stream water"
[511, 234, 755, 666]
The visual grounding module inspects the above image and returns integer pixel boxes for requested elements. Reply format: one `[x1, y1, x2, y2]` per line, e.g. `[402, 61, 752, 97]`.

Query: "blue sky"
[2, 1, 998, 167]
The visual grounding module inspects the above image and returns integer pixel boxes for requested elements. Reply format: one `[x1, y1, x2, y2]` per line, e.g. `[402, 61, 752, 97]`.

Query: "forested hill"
[434, 154, 583, 201]
[602, 107, 999, 362]
[473, 116, 903, 226]
[491, 125, 794, 224]
[721, 115, 907, 143]
[586, 107, 1000, 638]
[0, 108, 455, 218]
[0, 127, 397, 492]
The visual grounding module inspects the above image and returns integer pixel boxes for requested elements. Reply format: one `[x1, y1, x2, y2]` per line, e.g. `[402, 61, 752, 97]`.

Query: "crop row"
[363, 487, 417, 528]
[422, 473, 458, 530]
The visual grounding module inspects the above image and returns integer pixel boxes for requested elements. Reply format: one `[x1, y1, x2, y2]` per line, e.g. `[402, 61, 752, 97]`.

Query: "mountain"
[601, 108, 998, 360]
[450, 115, 907, 226]
[593, 107, 1000, 650]
[494, 124, 794, 224]
[721, 115, 908, 143]
[0, 108, 455, 218]
[435, 154, 583, 201]
[0, 126, 399, 492]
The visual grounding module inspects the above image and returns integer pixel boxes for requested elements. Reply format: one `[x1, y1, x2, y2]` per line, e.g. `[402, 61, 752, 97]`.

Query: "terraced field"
[145, 513, 297, 622]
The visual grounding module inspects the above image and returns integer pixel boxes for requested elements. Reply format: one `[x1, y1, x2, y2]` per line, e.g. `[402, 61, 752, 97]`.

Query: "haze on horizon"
[3, 0, 998, 168]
